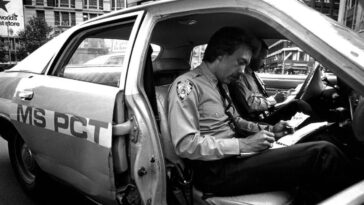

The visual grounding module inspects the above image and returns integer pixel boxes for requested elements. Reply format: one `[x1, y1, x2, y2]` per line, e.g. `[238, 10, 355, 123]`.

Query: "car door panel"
[5, 11, 146, 203]
[11, 75, 118, 202]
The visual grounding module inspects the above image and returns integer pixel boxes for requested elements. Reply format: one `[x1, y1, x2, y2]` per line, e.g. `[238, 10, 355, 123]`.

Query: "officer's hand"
[273, 121, 294, 139]
[287, 88, 295, 95]
[274, 92, 286, 103]
[239, 130, 275, 153]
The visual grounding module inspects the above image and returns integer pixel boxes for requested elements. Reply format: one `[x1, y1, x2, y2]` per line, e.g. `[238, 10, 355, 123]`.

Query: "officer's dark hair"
[250, 39, 268, 71]
[203, 27, 255, 63]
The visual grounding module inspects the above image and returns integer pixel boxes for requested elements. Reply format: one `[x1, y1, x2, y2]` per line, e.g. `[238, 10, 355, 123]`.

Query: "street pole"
[7, 24, 11, 64]
[282, 50, 285, 74]
[14, 37, 17, 62]
[338, 0, 347, 24]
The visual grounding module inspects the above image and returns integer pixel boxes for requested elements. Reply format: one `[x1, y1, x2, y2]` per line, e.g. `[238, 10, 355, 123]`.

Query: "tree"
[0, 41, 6, 62]
[17, 17, 52, 60]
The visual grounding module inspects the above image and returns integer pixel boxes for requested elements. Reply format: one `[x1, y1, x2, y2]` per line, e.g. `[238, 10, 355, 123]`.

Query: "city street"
[0, 137, 91, 205]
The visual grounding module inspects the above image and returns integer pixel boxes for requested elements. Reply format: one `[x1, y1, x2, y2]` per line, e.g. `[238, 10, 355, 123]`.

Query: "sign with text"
[0, 0, 24, 37]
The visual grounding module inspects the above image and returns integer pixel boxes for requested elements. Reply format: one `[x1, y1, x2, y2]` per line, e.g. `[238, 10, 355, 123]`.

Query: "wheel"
[8, 131, 42, 196]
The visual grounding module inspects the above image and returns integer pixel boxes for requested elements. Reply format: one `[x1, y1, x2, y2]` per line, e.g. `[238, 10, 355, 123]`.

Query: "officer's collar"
[199, 62, 218, 87]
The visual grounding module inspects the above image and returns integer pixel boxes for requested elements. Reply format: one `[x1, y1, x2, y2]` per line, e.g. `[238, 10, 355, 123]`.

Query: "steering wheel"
[295, 64, 325, 101]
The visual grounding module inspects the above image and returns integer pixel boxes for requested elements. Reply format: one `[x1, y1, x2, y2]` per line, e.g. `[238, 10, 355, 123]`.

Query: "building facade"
[0, 0, 130, 66]
[264, 40, 315, 75]
[0, 0, 25, 65]
[342, 0, 364, 35]
[262, 0, 340, 75]
[303, 0, 341, 20]
[23, 0, 127, 35]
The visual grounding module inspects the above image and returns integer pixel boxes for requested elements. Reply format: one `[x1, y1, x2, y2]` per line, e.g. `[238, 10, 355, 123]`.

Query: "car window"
[190, 44, 206, 69]
[190, 40, 315, 77]
[9, 28, 76, 74]
[55, 22, 134, 87]
[259, 39, 313, 77]
[151, 44, 161, 61]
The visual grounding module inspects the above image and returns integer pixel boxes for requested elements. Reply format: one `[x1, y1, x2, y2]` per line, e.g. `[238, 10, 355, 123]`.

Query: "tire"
[8, 131, 43, 196]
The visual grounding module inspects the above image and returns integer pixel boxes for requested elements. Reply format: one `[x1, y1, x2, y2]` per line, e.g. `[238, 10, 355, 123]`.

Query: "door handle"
[19, 90, 34, 100]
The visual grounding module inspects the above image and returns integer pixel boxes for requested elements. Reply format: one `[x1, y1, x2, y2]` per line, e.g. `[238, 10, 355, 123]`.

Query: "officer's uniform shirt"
[238, 67, 276, 112]
[168, 62, 272, 161]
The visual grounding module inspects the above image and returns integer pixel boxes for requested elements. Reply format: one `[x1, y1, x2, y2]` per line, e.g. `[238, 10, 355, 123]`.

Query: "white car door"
[12, 11, 144, 202]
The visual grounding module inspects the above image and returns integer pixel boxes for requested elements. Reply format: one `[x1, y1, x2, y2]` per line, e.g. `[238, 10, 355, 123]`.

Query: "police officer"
[168, 27, 355, 203]
[228, 39, 313, 124]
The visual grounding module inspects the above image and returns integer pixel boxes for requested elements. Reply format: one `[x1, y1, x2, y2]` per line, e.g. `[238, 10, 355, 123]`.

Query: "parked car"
[84, 53, 124, 66]
[0, 0, 364, 204]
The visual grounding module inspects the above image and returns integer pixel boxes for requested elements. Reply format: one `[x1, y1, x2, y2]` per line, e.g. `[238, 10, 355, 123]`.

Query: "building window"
[60, 0, 68, 7]
[36, 0, 44, 5]
[111, 0, 123, 10]
[71, 13, 76, 25]
[89, 0, 97, 9]
[47, 0, 55, 6]
[99, 0, 103, 10]
[24, 0, 33, 5]
[61, 12, 69, 25]
[55, 11, 60, 25]
[83, 13, 99, 21]
[84, 0, 103, 9]
[36, 10, 45, 19]
[55, 11, 76, 27]
[48, 0, 75, 8]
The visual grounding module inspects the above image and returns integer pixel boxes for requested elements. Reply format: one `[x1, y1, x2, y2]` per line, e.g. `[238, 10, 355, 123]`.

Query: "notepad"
[239, 121, 332, 157]
[287, 112, 310, 129]
[271, 121, 331, 149]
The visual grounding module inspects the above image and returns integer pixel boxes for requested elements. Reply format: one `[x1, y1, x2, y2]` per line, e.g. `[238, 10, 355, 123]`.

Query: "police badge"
[177, 80, 193, 100]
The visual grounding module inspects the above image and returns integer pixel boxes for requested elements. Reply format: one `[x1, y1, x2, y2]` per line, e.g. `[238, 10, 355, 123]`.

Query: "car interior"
[141, 11, 364, 204]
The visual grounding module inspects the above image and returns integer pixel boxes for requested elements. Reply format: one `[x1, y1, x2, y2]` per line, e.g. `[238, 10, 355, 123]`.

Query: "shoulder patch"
[177, 80, 193, 101]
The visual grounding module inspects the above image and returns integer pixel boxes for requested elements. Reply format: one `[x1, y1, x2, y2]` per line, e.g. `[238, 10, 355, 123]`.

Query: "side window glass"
[151, 44, 161, 61]
[190, 44, 206, 69]
[56, 22, 134, 87]
[259, 39, 313, 76]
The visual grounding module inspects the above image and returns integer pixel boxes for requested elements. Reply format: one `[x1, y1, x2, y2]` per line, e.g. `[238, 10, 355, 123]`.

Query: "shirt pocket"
[200, 103, 225, 118]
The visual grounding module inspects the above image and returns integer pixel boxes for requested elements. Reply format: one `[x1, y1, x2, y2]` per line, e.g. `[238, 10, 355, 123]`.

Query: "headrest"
[153, 58, 190, 72]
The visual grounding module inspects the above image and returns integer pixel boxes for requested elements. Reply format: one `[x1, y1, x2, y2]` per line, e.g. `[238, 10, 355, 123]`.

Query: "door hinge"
[112, 115, 139, 143]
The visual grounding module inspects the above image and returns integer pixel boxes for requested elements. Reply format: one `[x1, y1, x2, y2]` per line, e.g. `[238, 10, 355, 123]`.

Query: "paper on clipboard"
[271, 121, 331, 149]
[287, 112, 310, 129]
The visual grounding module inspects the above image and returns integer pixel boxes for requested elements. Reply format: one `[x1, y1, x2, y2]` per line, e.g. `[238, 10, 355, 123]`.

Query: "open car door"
[10, 11, 144, 203]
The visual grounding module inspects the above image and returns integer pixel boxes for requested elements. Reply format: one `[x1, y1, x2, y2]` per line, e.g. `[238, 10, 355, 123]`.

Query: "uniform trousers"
[191, 141, 355, 203]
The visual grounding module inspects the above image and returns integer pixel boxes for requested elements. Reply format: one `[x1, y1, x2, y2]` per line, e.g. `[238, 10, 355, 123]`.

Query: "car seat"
[155, 84, 294, 205]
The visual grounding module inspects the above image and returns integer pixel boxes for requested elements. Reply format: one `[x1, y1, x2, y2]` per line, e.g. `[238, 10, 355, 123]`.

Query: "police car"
[0, 0, 364, 204]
